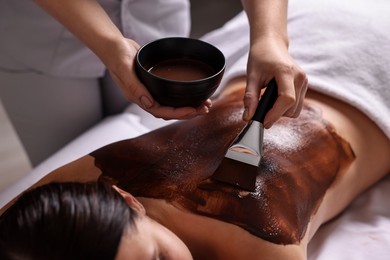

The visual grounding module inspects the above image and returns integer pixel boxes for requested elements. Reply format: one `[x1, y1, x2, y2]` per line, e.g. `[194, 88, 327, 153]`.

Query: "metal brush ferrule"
[225, 121, 264, 166]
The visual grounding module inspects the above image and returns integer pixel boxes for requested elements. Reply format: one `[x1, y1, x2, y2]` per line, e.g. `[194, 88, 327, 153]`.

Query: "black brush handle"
[252, 79, 278, 123]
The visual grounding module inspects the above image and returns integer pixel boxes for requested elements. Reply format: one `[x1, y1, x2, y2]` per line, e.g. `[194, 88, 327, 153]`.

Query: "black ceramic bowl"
[135, 37, 225, 107]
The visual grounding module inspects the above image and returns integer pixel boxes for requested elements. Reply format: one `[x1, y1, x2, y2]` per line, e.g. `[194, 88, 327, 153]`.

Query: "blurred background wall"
[190, 0, 243, 38]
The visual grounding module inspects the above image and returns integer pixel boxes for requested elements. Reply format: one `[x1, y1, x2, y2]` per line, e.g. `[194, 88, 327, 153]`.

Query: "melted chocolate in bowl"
[93, 89, 355, 245]
[148, 58, 215, 81]
[135, 37, 225, 107]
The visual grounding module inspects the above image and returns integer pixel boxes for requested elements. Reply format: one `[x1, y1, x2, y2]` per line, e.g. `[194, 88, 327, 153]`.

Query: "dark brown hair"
[0, 182, 137, 260]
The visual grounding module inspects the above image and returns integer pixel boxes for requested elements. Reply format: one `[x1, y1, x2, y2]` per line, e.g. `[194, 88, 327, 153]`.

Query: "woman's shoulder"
[137, 197, 305, 260]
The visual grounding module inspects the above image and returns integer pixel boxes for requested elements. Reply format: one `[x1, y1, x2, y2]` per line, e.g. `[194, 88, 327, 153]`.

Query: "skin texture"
[2, 79, 390, 259]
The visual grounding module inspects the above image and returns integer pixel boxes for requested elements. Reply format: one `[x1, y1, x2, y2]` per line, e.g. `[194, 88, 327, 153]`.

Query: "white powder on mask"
[263, 123, 306, 153]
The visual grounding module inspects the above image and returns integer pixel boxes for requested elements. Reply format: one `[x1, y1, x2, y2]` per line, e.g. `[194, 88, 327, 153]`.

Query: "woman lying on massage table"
[1, 76, 390, 259]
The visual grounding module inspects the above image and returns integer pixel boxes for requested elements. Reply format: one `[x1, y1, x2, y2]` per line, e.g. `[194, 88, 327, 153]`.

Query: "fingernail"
[201, 106, 209, 114]
[140, 96, 153, 109]
[264, 121, 273, 129]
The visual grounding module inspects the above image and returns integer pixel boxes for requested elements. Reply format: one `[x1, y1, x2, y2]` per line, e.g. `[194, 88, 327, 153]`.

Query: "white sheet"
[0, 104, 174, 209]
[308, 175, 390, 260]
[0, 110, 153, 209]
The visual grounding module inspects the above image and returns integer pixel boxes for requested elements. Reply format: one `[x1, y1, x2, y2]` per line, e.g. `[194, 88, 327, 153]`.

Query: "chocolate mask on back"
[93, 89, 355, 245]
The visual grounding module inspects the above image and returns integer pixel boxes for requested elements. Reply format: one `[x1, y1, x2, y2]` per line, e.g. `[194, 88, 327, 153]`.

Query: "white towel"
[202, 0, 390, 140]
[288, 0, 390, 140]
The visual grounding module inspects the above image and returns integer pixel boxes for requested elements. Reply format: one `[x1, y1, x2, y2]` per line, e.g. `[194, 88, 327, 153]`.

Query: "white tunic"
[0, 0, 190, 78]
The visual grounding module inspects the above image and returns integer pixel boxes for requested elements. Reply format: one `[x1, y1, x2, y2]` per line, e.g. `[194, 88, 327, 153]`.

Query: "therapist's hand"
[243, 37, 308, 128]
[107, 38, 211, 120]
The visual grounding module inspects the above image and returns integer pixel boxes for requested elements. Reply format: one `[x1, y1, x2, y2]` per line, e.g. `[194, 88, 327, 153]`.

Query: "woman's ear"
[112, 185, 146, 215]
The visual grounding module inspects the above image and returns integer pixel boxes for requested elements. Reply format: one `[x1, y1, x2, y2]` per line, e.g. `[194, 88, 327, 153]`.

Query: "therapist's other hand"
[243, 37, 308, 128]
[106, 38, 211, 120]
